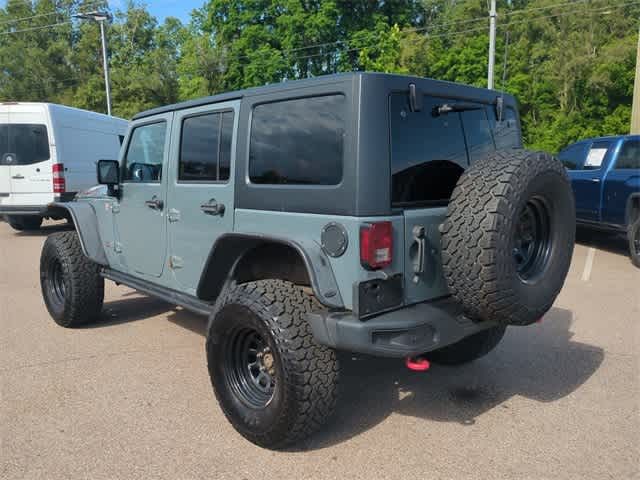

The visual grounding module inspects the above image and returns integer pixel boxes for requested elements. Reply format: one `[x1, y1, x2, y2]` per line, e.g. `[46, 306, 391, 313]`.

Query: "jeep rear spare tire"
[440, 150, 575, 326]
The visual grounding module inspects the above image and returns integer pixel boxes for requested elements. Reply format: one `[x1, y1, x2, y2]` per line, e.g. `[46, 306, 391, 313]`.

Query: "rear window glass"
[0, 124, 50, 165]
[390, 94, 499, 205]
[487, 106, 521, 150]
[249, 95, 345, 185]
[615, 140, 640, 170]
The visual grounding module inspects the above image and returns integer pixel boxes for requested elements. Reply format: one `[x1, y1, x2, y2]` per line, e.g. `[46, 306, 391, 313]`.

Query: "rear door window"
[0, 124, 50, 165]
[583, 141, 611, 170]
[179, 110, 234, 182]
[614, 139, 640, 170]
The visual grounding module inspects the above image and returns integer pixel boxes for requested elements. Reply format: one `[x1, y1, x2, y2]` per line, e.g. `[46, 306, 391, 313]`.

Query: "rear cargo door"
[390, 93, 496, 304]
[0, 110, 10, 197]
[7, 108, 54, 197]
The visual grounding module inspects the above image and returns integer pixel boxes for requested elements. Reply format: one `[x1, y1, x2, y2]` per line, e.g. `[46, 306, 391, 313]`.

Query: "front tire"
[628, 218, 640, 268]
[206, 280, 339, 449]
[40, 231, 104, 327]
[426, 326, 507, 365]
[8, 215, 42, 231]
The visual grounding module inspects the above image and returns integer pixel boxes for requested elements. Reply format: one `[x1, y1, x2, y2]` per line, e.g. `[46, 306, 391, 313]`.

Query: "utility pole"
[74, 11, 113, 116]
[631, 25, 640, 134]
[488, 0, 497, 90]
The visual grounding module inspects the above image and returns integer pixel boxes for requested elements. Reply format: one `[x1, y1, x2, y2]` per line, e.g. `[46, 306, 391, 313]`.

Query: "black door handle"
[145, 196, 164, 210]
[200, 199, 225, 216]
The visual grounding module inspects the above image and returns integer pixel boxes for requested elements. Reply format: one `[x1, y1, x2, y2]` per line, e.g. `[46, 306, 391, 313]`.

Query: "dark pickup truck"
[558, 135, 640, 266]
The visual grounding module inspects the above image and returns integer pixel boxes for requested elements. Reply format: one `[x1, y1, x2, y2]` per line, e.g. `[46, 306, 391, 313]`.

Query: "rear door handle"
[11, 174, 24, 179]
[145, 196, 164, 210]
[200, 199, 225, 216]
[590, 178, 600, 183]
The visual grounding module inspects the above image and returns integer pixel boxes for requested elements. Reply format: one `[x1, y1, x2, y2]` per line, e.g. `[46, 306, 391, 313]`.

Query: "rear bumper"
[307, 297, 496, 358]
[0, 205, 45, 216]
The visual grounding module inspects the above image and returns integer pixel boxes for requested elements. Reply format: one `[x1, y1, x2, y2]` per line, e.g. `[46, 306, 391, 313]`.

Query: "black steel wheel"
[224, 327, 278, 409]
[513, 197, 552, 282]
[206, 280, 339, 449]
[40, 231, 104, 327]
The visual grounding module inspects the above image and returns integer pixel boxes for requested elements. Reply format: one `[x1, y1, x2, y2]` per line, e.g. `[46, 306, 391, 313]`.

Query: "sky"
[0, 1, 205, 25]
[109, 0, 205, 24]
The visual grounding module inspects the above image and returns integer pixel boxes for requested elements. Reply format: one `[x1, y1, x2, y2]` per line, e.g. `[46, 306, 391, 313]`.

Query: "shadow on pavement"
[576, 227, 629, 258]
[87, 296, 604, 450]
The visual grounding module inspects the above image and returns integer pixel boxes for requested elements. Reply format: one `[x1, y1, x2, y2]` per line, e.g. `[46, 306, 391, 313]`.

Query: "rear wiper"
[432, 102, 483, 117]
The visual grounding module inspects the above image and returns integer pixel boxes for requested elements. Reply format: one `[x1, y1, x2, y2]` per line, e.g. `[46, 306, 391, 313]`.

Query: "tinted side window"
[123, 122, 166, 183]
[583, 141, 611, 170]
[461, 108, 495, 163]
[390, 94, 467, 205]
[249, 95, 345, 185]
[558, 143, 587, 170]
[179, 111, 234, 182]
[615, 140, 640, 170]
[1, 124, 50, 165]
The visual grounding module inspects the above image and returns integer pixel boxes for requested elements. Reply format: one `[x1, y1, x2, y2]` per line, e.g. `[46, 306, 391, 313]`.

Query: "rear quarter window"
[614, 140, 640, 170]
[249, 95, 345, 185]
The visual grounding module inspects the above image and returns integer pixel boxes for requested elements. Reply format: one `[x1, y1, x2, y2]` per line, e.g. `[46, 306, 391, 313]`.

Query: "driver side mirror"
[97, 159, 120, 196]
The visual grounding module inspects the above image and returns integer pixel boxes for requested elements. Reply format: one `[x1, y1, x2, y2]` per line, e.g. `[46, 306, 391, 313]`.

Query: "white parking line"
[581, 247, 596, 282]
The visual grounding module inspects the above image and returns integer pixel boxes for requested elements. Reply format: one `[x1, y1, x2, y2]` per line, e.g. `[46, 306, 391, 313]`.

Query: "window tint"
[615, 139, 640, 170]
[461, 108, 495, 163]
[558, 143, 588, 170]
[487, 107, 521, 150]
[179, 111, 234, 182]
[390, 94, 468, 205]
[0, 124, 50, 165]
[249, 95, 344, 185]
[123, 122, 166, 182]
[583, 141, 611, 170]
[0, 125, 7, 160]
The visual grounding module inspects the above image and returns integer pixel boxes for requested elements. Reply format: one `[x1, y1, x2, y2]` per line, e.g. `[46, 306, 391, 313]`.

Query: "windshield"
[0, 124, 50, 165]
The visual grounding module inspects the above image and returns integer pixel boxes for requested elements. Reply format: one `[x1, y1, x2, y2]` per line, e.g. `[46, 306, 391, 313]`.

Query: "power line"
[504, 0, 588, 16]
[0, 1, 104, 26]
[0, 20, 73, 35]
[501, 1, 640, 27]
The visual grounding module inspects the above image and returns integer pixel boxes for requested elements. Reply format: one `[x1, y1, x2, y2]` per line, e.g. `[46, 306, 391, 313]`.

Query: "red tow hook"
[405, 356, 430, 372]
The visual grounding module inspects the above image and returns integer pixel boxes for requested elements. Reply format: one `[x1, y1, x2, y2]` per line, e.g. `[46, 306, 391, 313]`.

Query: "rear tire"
[628, 218, 640, 268]
[426, 326, 507, 365]
[206, 280, 339, 449]
[40, 231, 104, 327]
[440, 150, 575, 326]
[8, 215, 42, 231]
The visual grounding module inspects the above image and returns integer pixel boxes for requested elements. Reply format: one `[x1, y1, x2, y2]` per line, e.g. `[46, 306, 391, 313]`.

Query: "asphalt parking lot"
[1, 221, 639, 480]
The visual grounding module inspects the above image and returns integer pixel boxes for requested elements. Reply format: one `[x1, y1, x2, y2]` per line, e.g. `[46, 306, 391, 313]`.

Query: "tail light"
[360, 221, 393, 270]
[53, 163, 65, 194]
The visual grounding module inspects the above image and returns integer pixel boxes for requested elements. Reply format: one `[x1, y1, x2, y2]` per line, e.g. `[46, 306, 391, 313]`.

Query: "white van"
[0, 102, 128, 230]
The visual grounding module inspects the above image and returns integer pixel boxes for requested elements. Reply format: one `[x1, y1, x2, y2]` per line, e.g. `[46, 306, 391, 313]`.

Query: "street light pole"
[74, 11, 112, 116]
[488, 0, 497, 89]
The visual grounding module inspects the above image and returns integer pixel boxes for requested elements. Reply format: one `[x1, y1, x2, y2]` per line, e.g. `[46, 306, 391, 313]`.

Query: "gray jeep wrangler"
[39, 73, 575, 449]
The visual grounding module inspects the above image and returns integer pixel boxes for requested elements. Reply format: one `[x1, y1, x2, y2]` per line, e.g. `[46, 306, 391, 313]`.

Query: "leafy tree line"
[1, 0, 638, 152]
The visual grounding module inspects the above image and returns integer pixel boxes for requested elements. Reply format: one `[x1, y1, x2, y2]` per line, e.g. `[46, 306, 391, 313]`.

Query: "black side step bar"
[101, 268, 213, 317]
